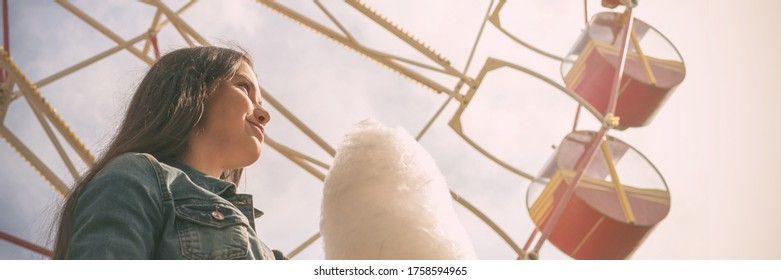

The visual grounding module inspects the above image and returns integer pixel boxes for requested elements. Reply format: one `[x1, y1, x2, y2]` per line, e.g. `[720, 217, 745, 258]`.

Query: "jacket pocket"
[175, 202, 251, 259]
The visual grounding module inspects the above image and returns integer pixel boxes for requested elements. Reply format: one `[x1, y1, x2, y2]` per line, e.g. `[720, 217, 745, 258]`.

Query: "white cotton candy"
[320, 119, 477, 259]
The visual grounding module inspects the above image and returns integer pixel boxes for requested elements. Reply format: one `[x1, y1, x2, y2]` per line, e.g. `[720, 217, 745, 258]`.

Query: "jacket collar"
[164, 159, 236, 196]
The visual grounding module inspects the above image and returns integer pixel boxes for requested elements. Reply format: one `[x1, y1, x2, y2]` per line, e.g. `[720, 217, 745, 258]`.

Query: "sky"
[1, 0, 780, 260]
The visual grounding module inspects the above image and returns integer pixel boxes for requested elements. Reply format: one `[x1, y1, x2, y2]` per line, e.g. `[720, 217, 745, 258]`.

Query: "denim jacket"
[66, 152, 277, 259]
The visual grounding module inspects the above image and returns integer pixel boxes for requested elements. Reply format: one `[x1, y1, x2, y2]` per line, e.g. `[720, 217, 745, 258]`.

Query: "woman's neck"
[178, 148, 223, 178]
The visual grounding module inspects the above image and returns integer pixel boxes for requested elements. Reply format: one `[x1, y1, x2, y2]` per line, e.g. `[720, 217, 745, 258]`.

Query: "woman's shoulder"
[92, 152, 165, 186]
[101, 152, 160, 173]
[69, 153, 169, 259]
[76, 153, 169, 215]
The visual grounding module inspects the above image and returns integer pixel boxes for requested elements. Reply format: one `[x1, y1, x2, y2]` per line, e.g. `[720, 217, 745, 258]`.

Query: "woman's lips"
[247, 120, 265, 137]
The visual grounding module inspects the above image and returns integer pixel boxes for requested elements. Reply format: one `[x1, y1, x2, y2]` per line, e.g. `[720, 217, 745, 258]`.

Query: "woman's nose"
[254, 107, 271, 125]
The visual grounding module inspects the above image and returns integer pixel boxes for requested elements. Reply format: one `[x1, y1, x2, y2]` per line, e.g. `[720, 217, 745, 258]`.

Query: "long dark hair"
[52, 46, 253, 259]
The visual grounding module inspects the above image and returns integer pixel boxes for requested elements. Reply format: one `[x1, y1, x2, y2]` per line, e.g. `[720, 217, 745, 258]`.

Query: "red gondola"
[562, 12, 686, 128]
[527, 131, 670, 259]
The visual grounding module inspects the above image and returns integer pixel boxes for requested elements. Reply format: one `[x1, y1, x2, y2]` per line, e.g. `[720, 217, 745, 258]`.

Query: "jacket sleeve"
[272, 249, 289, 260]
[66, 154, 164, 259]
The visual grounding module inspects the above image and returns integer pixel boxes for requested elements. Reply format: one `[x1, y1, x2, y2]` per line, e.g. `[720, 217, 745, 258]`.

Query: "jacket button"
[212, 205, 225, 221]
[212, 210, 224, 221]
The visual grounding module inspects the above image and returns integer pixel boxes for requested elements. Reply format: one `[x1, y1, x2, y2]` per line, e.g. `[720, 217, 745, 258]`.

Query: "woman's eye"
[238, 82, 250, 92]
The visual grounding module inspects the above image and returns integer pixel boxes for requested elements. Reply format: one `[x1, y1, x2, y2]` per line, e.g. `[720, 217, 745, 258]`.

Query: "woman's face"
[188, 60, 271, 174]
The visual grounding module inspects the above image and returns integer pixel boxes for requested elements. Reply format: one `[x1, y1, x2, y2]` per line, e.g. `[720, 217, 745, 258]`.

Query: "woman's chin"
[232, 146, 262, 168]
[247, 148, 262, 164]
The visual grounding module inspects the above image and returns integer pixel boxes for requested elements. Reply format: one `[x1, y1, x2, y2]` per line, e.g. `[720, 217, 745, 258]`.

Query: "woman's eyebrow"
[235, 73, 258, 93]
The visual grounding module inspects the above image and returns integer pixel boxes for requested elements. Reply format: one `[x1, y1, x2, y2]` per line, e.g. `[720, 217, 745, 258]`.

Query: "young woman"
[52, 46, 279, 259]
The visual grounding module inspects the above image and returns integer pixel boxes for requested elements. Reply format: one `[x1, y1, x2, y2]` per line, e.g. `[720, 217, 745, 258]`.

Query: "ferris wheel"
[0, 0, 684, 259]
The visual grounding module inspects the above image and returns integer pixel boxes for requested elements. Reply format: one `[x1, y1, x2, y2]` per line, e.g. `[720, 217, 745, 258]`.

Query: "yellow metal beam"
[344, 0, 451, 67]
[23, 93, 80, 180]
[142, 0, 210, 47]
[264, 137, 327, 182]
[488, 0, 564, 61]
[450, 190, 524, 257]
[529, 171, 563, 224]
[10, 33, 149, 101]
[599, 140, 636, 224]
[260, 86, 336, 157]
[9, 2, 198, 101]
[0, 49, 95, 166]
[55, 0, 155, 64]
[314, 0, 355, 43]
[0, 126, 68, 195]
[447, 58, 605, 181]
[257, 0, 458, 97]
[142, 9, 164, 56]
[630, 30, 657, 86]
[287, 232, 321, 259]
